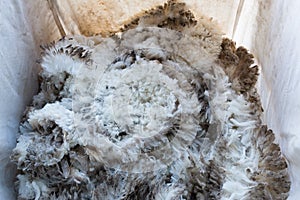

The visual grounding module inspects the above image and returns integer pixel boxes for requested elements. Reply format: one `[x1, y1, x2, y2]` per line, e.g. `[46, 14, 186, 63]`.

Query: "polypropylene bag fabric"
[0, 0, 299, 199]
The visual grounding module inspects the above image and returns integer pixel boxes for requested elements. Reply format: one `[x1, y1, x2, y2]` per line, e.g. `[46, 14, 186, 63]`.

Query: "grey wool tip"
[11, 0, 290, 199]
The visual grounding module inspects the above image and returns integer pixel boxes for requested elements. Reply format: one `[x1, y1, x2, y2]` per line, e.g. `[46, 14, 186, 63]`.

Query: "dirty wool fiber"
[11, 1, 290, 199]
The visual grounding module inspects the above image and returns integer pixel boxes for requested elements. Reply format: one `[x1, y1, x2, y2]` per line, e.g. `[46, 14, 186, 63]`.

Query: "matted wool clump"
[11, 1, 290, 199]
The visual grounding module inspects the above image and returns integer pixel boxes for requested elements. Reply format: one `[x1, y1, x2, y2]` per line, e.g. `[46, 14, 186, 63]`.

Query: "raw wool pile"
[11, 1, 290, 199]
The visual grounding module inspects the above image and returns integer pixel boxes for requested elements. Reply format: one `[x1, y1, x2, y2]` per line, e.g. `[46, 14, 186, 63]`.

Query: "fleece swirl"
[11, 1, 290, 199]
